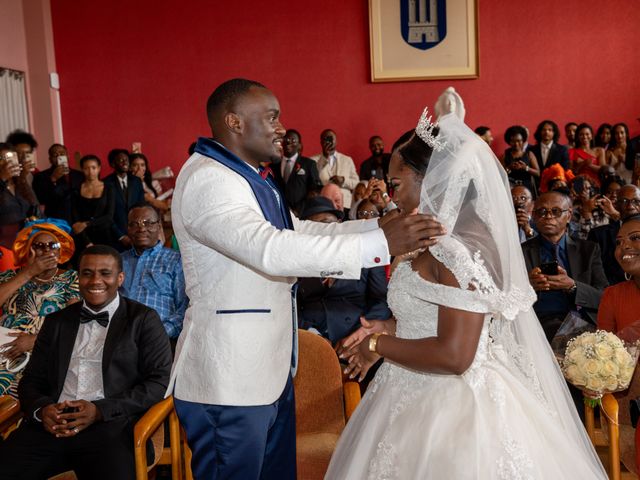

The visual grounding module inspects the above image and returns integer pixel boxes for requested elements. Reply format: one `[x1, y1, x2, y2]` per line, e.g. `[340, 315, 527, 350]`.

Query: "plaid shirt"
[121, 242, 188, 338]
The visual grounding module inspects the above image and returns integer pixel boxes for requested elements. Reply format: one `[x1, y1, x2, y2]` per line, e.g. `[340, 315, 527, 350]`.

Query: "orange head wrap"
[12, 218, 75, 267]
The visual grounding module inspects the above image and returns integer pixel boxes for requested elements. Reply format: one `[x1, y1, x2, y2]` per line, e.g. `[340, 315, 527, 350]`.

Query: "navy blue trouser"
[174, 375, 296, 480]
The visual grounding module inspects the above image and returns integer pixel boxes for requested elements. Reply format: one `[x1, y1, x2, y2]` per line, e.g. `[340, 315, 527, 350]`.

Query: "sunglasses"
[32, 241, 61, 251]
[533, 208, 570, 218]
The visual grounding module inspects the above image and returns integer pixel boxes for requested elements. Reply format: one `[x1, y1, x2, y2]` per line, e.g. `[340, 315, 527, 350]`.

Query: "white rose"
[582, 359, 602, 376]
[586, 376, 605, 392]
[604, 376, 619, 391]
[567, 348, 586, 364]
[595, 342, 614, 360]
[600, 360, 619, 377]
[614, 348, 632, 365]
[620, 367, 636, 386]
[565, 365, 586, 386]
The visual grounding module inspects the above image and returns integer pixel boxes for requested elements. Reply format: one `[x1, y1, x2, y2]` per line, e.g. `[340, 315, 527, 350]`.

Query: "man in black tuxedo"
[32, 144, 84, 223]
[521, 191, 608, 342]
[588, 185, 640, 285]
[103, 149, 145, 250]
[0, 245, 172, 480]
[270, 129, 322, 216]
[529, 121, 570, 181]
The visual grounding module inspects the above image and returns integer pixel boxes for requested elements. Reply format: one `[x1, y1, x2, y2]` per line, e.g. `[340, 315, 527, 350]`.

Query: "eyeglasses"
[127, 219, 160, 230]
[357, 210, 380, 219]
[533, 208, 570, 218]
[619, 198, 640, 208]
[32, 241, 61, 251]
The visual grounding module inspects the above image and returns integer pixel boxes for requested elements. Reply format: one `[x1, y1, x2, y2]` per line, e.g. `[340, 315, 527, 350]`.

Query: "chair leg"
[168, 410, 182, 480]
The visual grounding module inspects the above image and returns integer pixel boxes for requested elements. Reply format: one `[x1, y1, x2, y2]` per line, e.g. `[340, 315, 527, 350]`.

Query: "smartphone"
[540, 261, 559, 276]
[635, 153, 640, 170]
[572, 176, 586, 195]
[4, 151, 19, 168]
[24, 152, 36, 172]
[57, 155, 68, 168]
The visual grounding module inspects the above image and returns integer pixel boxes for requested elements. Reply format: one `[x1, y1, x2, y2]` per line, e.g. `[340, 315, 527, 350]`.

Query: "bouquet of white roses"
[561, 330, 640, 407]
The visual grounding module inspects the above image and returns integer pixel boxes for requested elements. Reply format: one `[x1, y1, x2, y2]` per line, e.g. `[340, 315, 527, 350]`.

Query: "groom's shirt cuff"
[360, 229, 391, 268]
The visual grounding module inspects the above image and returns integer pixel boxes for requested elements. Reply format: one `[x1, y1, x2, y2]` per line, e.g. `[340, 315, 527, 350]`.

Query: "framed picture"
[368, 0, 479, 82]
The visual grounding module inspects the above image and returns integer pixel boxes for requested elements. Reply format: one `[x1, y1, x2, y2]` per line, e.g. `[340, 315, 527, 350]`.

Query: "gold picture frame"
[369, 0, 479, 82]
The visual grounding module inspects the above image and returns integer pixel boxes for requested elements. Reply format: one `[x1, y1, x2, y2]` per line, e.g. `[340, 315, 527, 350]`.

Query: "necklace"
[34, 268, 58, 283]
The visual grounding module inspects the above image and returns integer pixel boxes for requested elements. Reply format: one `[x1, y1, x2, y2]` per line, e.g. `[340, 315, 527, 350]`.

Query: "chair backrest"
[294, 330, 346, 435]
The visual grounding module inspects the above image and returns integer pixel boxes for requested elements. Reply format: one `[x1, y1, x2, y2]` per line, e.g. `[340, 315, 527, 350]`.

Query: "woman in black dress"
[71, 155, 116, 253]
[500, 125, 540, 196]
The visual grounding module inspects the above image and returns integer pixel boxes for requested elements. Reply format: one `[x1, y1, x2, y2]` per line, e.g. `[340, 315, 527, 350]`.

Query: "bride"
[325, 88, 607, 479]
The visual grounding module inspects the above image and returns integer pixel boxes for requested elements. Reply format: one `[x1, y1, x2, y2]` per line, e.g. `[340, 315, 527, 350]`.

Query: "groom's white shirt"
[167, 152, 390, 406]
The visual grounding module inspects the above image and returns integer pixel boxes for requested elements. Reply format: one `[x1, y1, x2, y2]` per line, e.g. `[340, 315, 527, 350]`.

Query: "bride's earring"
[626, 272, 633, 281]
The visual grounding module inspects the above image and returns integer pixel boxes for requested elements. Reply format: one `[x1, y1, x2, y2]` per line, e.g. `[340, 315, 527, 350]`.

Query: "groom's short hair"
[206, 78, 266, 123]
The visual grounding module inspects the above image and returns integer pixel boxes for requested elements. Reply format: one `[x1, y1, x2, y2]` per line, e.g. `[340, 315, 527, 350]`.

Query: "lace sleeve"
[394, 261, 489, 314]
[428, 237, 533, 320]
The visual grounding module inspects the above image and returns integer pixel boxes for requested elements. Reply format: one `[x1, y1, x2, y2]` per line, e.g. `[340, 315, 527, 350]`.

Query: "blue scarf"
[194, 138, 293, 231]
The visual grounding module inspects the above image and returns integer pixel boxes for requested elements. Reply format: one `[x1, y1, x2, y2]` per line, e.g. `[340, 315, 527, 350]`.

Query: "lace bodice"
[387, 260, 491, 369]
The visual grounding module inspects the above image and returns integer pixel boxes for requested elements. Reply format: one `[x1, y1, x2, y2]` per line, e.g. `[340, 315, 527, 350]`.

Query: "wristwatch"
[566, 282, 577, 294]
[368, 332, 387, 354]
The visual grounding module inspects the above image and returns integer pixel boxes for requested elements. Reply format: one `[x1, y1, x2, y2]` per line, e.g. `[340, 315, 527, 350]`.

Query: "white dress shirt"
[58, 294, 120, 403]
[541, 141, 553, 166]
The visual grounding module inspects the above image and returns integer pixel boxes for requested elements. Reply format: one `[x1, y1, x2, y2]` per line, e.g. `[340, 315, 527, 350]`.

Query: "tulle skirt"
[325, 349, 605, 479]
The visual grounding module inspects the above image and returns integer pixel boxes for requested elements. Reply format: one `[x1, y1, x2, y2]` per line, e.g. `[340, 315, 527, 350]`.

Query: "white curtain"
[0, 68, 29, 142]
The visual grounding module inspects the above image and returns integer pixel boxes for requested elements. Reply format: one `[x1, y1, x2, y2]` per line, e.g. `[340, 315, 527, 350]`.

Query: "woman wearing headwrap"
[0, 218, 80, 397]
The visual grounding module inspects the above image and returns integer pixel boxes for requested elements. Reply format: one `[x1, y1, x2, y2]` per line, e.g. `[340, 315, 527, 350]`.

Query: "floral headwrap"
[12, 218, 75, 266]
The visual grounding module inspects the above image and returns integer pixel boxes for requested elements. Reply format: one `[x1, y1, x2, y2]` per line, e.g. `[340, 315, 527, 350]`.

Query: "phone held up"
[540, 261, 559, 276]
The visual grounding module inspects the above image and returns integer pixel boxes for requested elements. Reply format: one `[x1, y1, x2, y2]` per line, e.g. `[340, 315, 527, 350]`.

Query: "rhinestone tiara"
[415, 107, 445, 152]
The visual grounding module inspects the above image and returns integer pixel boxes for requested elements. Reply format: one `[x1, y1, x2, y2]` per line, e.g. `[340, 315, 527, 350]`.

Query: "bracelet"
[368, 332, 387, 354]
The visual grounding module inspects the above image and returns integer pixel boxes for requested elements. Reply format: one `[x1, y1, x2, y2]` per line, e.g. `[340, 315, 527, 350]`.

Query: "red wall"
[50, 0, 640, 174]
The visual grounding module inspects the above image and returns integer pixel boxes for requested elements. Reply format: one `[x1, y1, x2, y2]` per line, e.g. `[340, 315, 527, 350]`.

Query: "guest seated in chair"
[120, 204, 188, 340]
[0, 245, 172, 480]
[296, 197, 392, 345]
[597, 214, 640, 474]
[0, 218, 80, 397]
[588, 184, 640, 285]
[522, 191, 608, 342]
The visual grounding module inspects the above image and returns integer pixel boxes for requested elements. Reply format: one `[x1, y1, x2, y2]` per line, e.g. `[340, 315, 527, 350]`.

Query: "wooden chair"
[585, 393, 638, 480]
[0, 394, 22, 440]
[133, 395, 189, 480]
[294, 330, 362, 480]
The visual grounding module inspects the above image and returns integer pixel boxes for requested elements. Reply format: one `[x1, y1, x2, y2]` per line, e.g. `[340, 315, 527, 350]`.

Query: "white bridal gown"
[325, 259, 605, 479]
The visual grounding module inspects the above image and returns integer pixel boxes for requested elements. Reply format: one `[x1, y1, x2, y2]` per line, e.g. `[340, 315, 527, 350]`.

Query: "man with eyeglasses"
[522, 191, 608, 342]
[120, 204, 188, 341]
[588, 185, 640, 285]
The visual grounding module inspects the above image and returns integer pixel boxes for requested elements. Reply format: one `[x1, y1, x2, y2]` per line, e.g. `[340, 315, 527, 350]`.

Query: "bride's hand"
[335, 317, 395, 358]
[342, 337, 381, 382]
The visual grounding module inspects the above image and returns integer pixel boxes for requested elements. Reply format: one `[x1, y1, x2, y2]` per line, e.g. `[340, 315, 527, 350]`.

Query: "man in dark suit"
[588, 185, 640, 285]
[522, 191, 608, 342]
[529, 121, 570, 183]
[296, 197, 392, 343]
[270, 129, 322, 216]
[359, 135, 391, 184]
[32, 143, 84, 223]
[0, 245, 172, 480]
[103, 149, 145, 250]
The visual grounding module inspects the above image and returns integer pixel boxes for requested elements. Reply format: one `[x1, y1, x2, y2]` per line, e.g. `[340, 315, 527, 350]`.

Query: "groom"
[168, 78, 444, 479]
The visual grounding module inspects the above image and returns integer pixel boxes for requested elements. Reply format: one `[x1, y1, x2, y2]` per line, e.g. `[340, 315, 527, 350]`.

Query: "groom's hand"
[380, 210, 445, 256]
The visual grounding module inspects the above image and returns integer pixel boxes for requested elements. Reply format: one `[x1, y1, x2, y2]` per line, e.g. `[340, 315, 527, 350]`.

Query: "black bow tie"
[79, 307, 109, 328]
